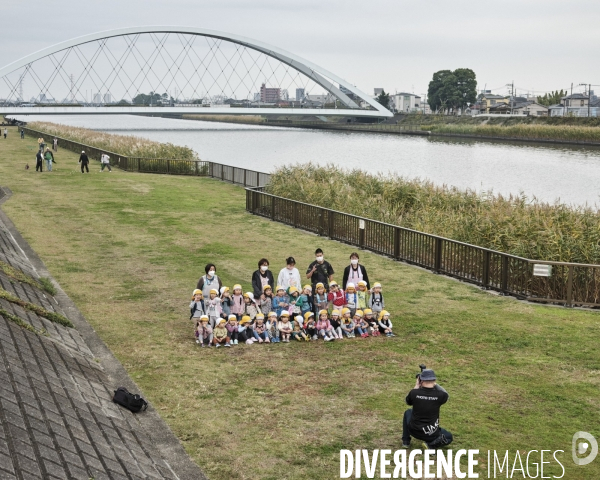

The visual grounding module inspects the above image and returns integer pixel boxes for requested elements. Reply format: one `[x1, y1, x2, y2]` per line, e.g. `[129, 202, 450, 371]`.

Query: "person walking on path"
[20, 129, 24, 139]
[37, 137, 45, 152]
[3, 128, 7, 139]
[79, 150, 90, 173]
[53, 137, 58, 151]
[44, 148, 55, 172]
[342, 252, 370, 290]
[100, 153, 112, 172]
[35, 151, 43, 172]
[306, 248, 334, 291]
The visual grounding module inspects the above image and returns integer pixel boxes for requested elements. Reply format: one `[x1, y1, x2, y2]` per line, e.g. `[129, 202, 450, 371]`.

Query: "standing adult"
[196, 263, 223, 302]
[79, 150, 90, 173]
[20, 129, 24, 140]
[44, 148, 54, 172]
[37, 137, 43, 151]
[100, 153, 112, 172]
[277, 257, 302, 290]
[3, 128, 7, 139]
[53, 137, 58, 151]
[342, 252, 370, 290]
[305, 248, 334, 290]
[402, 369, 453, 449]
[35, 150, 43, 172]
[252, 258, 274, 298]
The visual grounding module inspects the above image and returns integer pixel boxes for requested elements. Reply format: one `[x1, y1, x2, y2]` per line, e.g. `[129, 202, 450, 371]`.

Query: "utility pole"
[589, 83, 591, 118]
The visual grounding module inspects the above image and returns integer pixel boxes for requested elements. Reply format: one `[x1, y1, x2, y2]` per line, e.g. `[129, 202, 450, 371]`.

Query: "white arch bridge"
[0, 26, 391, 118]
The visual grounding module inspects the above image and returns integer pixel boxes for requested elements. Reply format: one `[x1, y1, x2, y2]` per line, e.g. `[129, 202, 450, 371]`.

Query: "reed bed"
[29, 122, 199, 160]
[426, 123, 600, 142]
[266, 163, 600, 264]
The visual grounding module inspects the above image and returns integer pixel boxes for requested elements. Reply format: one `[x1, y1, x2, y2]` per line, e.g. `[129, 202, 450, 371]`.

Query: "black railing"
[245, 187, 600, 308]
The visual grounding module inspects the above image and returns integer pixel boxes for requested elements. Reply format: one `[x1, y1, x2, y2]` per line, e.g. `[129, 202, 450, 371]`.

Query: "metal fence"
[22, 127, 270, 186]
[263, 120, 426, 133]
[246, 187, 600, 308]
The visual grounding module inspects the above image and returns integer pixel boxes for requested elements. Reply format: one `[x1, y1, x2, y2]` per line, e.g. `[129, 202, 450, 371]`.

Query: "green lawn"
[1, 127, 599, 479]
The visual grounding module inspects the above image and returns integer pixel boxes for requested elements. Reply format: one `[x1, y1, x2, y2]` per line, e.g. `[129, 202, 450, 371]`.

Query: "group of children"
[189, 280, 394, 348]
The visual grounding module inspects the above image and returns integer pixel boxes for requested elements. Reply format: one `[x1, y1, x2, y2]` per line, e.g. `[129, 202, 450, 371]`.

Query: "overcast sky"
[1, 0, 599, 98]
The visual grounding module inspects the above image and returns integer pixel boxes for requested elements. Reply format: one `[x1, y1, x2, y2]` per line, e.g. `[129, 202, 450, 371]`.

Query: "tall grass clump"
[426, 123, 600, 142]
[267, 163, 600, 263]
[29, 122, 199, 160]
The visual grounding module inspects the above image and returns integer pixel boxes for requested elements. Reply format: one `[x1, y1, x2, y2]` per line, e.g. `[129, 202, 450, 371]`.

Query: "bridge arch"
[0, 26, 391, 118]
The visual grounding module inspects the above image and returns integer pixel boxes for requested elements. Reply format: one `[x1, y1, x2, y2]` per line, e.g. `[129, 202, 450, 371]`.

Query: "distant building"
[260, 83, 280, 103]
[92, 93, 102, 104]
[295, 88, 305, 101]
[489, 101, 548, 116]
[103, 93, 111, 104]
[549, 91, 599, 117]
[304, 93, 335, 106]
[478, 94, 509, 113]
[374, 88, 384, 96]
[390, 93, 421, 113]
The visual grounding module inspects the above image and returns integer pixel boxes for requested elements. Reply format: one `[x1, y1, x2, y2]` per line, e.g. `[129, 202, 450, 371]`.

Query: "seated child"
[231, 284, 245, 321]
[244, 292, 259, 321]
[330, 309, 344, 339]
[220, 287, 232, 317]
[304, 312, 318, 340]
[327, 281, 345, 312]
[225, 314, 239, 345]
[299, 285, 313, 317]
[313, 282, 329, 313]
[213, 318, 231, 348]
[368, 282, 385, 317]
[291, 321, 308, 342]
[353, 310, 368, 338]
[344, 283, 358, 316]
[205, 289, 222, 327]
[267, 311, 280, 343]
[190, 289, 204, 321]
[316, 311, 335, 342]
[363, 308, 380, 336]
[197, 315, 213, 347]
[356, 281, 369, 311]
[260, 285, 274, 315]
[341, 314, 355, 338]
[253, 314, 270, 343]
[278, 312, 293, 342]
[378, 311, 395, 337]
[238, 315, 255, 344]
[272, 286, 289, 317]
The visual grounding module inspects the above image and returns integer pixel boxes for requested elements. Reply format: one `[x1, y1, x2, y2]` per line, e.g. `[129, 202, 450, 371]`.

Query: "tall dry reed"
[267, 164, 600, 263]
[426, 123, 600, 142]
[29, 122, 199, 160]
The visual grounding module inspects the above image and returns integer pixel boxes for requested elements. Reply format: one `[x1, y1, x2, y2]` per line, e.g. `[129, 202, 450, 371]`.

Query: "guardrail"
[245, 187, 600, 308]
[21, 127, 271, 187]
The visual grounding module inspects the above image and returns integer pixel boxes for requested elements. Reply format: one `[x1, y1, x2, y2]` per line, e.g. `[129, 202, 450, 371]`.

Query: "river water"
[15, 114, 600, 206]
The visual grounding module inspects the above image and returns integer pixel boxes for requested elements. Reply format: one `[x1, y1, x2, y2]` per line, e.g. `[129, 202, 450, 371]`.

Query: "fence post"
[566, 265, 574, 307]
[243, 169, 247, 187]
[434, 237, 442, 273]
[271, 196, 276, 221]
[137, 158, 140, 172]
[293, 204, 298, 228]
[167, 160, 170, 174]
[328, 211, 334, 239]
[256, 171, 259, 187]
[501, 255, 509, 294]
[359, 222, 365, 250]
[195, 161, 199, 175]
[394, 227, 401, 260]
[483, 251, 490, 289]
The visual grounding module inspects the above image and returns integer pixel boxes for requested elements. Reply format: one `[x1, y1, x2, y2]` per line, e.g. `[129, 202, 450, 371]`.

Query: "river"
[15, 114, 600, 206]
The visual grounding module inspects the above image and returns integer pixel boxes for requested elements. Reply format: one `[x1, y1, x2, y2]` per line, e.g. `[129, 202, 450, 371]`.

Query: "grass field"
[1, 126, 599, 479]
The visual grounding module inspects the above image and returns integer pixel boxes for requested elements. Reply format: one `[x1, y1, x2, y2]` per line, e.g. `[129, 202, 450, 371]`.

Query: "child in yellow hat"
[190, 289, 204, 321]
[205, 288, 222, 328]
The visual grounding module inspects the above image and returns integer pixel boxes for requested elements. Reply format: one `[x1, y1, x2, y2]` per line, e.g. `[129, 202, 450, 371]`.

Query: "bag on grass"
[112, 387, 148, 413]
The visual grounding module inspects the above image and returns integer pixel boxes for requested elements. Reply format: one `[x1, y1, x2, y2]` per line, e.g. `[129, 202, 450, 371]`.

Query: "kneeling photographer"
[402, 365, 453, 449]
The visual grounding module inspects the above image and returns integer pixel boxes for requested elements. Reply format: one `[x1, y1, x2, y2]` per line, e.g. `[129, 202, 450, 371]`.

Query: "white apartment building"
[390, 92, 421, 113]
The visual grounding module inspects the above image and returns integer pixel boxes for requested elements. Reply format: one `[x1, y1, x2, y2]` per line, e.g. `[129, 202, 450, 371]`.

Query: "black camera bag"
[113, 387, 148, 413]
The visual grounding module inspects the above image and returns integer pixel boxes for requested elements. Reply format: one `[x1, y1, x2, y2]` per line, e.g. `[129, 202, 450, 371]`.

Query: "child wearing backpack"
[356, 281, 369, 311]
[243, 292, 259, 321]
[253, 314, 270, 343]
[221, 287, 232, 318]
[299, 285, 313, 317]
[272, 286, 289, 317]
[190, 289, 204, 321]
[260, 285, 274, 315]
[327, 281, 345, 312]
[267, 311, 280, 343]
[344, 283, 358, 316]
[205, 289, 222, 327]
[313, 282, 329, 314]
[231, 284, 245, 321]
[287, 286, 302, 316]
[368, 282, 385, 317]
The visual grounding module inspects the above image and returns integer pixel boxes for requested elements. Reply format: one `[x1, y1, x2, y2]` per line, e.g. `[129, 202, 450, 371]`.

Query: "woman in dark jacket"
[252, 258, 275, 298]
[342, 252, 370, 290]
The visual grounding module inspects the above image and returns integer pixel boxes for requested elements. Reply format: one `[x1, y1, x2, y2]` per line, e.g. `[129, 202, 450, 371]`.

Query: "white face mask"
[351, 259, 359, 265]
[208, 270, 215, 277]
[261, 265, 268, 272]
[316, 256, 324, 263]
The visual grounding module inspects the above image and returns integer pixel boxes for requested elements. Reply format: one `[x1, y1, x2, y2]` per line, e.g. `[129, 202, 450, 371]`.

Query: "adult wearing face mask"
[252, 258, 275, 298]
[306, 248, 334, 291]
[342, 252, 370, 290]
[196, 263, 222, 302]
[277, 257, 302, 290]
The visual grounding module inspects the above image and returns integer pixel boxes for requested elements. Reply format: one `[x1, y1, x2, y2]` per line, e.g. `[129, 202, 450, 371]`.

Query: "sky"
[1, 0, 599, 99]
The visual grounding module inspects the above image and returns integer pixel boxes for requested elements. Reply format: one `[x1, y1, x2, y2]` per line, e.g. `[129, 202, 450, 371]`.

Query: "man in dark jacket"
[402, 369, 453, 449]
[79, 150, 89, 173]
[306, 248, 334, 290]
[35, 151, 43, 172]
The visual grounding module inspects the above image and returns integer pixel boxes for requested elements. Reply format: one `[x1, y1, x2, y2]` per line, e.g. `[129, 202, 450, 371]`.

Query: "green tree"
[537, 89, 566, 106]
[428, 68, 477, 113]
[376, 89, 391, 110]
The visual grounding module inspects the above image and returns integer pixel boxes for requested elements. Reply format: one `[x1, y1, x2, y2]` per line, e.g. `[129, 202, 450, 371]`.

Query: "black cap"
[420, 369, 436, 381]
